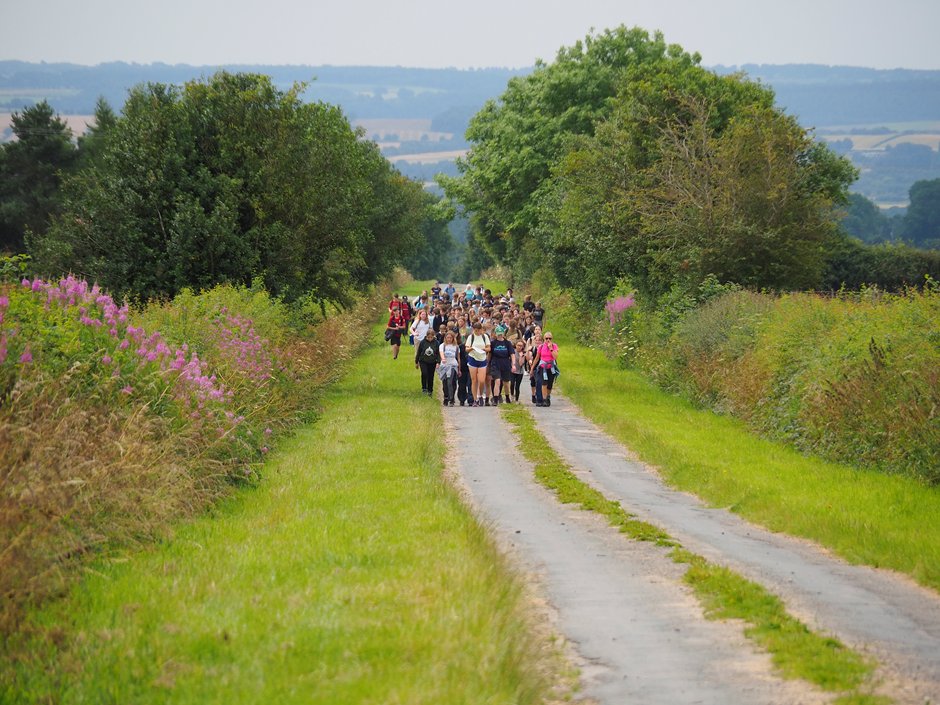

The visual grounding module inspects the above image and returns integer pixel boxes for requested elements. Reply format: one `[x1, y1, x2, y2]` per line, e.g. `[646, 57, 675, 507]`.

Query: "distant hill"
[2, 61, 938, 205]
[713, 64, 940, 128]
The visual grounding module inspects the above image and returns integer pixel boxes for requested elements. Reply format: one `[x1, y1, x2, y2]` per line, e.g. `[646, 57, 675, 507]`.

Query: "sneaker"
[443, 399, 448, 406]
[484, 397, 490, 407]
[492, 396, 499, 406]
[505, 395, 511, 404]
[531, 394, 536, 404]
[545, 397, 551, 407]
[459, 400, 465, 407]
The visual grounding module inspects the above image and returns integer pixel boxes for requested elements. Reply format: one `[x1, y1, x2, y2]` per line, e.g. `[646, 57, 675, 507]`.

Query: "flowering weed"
[0, 275, 392, 632]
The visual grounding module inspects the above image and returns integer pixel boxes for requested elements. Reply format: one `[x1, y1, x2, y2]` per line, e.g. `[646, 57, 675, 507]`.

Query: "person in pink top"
[535, 331, 559, 407]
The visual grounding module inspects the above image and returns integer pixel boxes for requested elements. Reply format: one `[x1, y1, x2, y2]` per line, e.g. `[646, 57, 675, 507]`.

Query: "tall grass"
[2, 322, 562, 705]
[0, 275, 393, 633]
[572, 281, 940, 484]
[546, 327, 940, 592]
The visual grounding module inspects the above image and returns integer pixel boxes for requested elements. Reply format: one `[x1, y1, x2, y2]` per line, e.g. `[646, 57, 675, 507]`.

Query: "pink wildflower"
[119, 339, 130, 350]
[102, 354, 113, 365]
[0, 295, 8, 308]
[19, 346, 32, 364]
[121, 385, 133, 394]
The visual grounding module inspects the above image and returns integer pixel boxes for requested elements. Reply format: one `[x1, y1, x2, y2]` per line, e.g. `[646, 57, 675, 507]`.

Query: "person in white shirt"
[410, 309, 431, 342]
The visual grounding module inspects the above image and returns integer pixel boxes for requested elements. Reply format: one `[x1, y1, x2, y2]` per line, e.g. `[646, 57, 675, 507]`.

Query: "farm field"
[0, 113, 94, 141]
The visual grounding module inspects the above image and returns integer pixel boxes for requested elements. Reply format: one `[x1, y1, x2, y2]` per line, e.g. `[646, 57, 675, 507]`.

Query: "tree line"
[0, 72, 454, 304]
[443, 26, 940, 305]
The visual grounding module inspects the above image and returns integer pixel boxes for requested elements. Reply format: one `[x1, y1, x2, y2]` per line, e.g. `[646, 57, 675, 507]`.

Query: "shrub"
[651, 285, 940, 482]
[0, 275, 391, 632]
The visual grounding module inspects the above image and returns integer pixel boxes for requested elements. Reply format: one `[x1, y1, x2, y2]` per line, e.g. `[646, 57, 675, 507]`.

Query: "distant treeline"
[713, 64, 940, 127]
[0, 61, 526, 127]
[2, 60, 940, 129]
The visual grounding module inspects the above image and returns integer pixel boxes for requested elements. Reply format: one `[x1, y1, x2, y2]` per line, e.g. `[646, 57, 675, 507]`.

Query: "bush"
[823, 236, 940, 291]
[0, 275, 390, 632]
[644, 285, 940, 483]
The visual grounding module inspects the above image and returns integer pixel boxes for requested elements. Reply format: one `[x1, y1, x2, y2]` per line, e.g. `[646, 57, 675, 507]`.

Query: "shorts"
[492, 360, 513, 381]
[389, 333, 402, 346]
[468, 357, 488, 369]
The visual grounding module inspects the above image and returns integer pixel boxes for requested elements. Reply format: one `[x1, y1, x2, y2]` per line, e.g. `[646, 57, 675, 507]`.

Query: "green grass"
[550, 328, 940, 593]
[1, 325, 560, 704]
[501, 403, 884, 702]
[501, 403, 675, 547]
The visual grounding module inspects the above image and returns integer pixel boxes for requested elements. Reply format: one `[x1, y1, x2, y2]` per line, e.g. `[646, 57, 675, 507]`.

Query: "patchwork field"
[0, 113, 94, 141]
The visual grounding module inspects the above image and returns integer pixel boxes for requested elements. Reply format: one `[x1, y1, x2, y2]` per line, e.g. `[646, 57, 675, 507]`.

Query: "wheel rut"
[524, 392, 940, 704]
[444, 399, 830, 705]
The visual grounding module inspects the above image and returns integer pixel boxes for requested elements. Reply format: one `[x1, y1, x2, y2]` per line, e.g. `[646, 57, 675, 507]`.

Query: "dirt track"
[445, 391, 940, 704]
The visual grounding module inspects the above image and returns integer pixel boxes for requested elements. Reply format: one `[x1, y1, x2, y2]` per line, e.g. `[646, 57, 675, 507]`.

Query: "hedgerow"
[0, 273, 393, 632]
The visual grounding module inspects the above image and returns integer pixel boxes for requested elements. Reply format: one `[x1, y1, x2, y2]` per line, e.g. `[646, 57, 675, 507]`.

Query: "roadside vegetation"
[2, 304, 567, 704]
[501, 403, 887, 705]
[566, 280, 940, 484]
[533, 314, 940, 594]
[0, 266, 394, 636]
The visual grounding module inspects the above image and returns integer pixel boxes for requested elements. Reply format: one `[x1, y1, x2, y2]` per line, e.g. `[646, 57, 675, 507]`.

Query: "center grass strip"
[500, 403, 887, 705]
[1, 325, 558, 705]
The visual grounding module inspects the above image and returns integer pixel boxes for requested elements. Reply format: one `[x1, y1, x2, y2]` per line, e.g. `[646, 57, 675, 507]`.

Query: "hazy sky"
[4, 0, 939, 70]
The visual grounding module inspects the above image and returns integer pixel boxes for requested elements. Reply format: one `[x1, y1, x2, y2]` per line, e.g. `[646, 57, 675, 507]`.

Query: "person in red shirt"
[387, 310, 406, 359]
[400, 294, 413, 341]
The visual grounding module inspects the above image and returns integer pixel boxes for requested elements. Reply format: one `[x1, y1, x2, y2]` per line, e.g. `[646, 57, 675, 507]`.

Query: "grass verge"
[549, 328, 940, 593]
[1, 324, 560, 705]
[501, 402, 887, 704]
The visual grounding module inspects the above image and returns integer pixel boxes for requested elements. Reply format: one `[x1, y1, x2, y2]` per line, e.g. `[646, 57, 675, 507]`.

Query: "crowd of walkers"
[386, 283, 559, 407]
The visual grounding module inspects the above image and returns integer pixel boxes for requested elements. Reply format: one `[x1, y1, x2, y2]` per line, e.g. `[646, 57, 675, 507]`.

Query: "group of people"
[386, 283, 559, 408]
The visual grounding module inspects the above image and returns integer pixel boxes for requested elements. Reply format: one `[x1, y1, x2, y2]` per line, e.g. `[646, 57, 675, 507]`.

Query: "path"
[445, 400, 826, 705]
[445, 392, 940, 704]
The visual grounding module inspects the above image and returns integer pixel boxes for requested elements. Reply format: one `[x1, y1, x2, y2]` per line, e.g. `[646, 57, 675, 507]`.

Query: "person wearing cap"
[489, 324, 514, 405]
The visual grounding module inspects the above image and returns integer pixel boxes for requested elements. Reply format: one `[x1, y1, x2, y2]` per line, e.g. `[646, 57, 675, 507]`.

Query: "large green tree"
[0, 101, 78, 252]
[31, 73, 427, 304]
[443, 26, 701, 274]
[547, 78, 855, 301]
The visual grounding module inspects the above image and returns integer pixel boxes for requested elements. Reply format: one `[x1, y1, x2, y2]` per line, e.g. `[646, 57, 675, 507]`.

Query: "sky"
[3, 0, 939, 71]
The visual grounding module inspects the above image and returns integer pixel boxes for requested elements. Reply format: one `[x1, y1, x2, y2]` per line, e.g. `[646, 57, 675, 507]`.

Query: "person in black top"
[522, 295, 535, 313]
[489, 324, 515, 405]
[415, 328, 441, 396]
[533, 301, 545, 327]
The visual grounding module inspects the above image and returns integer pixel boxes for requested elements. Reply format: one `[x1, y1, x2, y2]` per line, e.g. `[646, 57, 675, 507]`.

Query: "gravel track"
[525, 393, 940, 704]
[445, 399, 829, 705]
